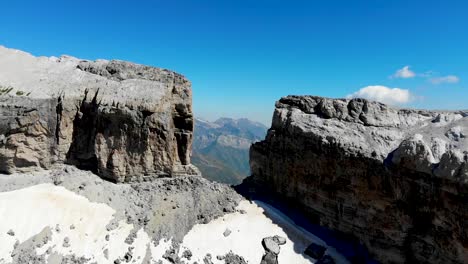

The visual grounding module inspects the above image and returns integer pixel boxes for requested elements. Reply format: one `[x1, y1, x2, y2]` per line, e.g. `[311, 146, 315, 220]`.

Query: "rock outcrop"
[250, 95, 468, 263]
[260, 236, 286, 264]
[0, 46, 199, 182]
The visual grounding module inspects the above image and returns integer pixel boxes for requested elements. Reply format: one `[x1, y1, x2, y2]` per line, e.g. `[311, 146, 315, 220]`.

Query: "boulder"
[260, 236, 286, 264]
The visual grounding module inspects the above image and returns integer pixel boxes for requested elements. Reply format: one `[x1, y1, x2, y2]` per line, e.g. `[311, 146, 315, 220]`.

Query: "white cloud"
[392, 66, 416, 79]
[430, 75, 460, 84]
[346, 85, 413, 105]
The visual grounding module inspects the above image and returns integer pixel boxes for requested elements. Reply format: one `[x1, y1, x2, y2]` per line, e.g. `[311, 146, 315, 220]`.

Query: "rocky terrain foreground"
[0, 166, 241, 263]
[250, 95, 468, 263]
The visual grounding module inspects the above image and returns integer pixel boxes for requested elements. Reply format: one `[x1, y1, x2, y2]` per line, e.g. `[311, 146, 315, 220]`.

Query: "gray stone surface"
[10, 226, 52, 264]
[0, 165, 242, 243]
[262, 237, 280, 255]
[260, 236, 286, 264]
[250, 95, 468, 263]
[217, 251, 247, 264]
[0, 46, 199, 181]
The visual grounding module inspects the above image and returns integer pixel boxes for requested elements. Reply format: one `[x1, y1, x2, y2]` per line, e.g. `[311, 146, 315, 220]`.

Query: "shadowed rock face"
[0, 46, 199, 182]
[250, 95, 468, 263]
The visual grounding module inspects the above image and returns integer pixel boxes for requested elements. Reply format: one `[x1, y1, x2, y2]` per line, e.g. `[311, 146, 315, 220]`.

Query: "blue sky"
[1, 0, 467, 125]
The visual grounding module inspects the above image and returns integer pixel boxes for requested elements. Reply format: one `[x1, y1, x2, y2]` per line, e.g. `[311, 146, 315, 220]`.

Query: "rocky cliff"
[0, 46, 199, 182]
[250, 95, 468, 263]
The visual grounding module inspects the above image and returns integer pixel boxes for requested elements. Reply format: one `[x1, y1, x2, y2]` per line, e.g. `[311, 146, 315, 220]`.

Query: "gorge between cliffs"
[0, 46, 466, 264]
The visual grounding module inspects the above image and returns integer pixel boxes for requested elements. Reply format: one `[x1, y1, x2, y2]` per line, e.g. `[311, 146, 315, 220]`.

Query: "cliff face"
[250, 95, 468, 263]
[0, 46, 199, 182]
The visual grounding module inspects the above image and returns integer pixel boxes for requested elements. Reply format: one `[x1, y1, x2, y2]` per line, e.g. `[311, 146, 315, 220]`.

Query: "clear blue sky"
[1, 0, 467, 125]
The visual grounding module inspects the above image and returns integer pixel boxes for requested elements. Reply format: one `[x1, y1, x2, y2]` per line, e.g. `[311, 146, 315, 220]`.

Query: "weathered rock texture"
[260, 236, 286, 264]
[250, 95, 468, 263]
[0, 46, 199, 182]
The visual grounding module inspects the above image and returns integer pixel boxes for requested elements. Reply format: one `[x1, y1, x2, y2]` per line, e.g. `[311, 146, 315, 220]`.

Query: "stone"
[272, 235, 286, 245]
[260, 236, 286, 264]
[63, 237, 70, 248]
[124, 247, 133, 262]
[250, 95, 468, 264]
[203, 253, 214, 264]
[223, 228, 232, 237]
[0, 46, 200, 181]
[162, 245, 180, 263]
[391, 134, 435, 174]
[262, 237, 280, 255]
[260, 251, 277, 264]
[219, 251, 247, 264]
[7, 229, 15, 236]
[182, 249, 192, 260]
[446, 126, 465, 141]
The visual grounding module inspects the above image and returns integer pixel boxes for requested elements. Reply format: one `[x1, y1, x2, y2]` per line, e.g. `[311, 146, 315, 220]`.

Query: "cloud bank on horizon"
[347, 86, 412, 105]
[347, 65, 460, 106]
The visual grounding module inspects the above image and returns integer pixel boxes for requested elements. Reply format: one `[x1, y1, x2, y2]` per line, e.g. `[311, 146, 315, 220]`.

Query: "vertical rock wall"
[250, 95, 468, 263]
[0, 46, 199, 182]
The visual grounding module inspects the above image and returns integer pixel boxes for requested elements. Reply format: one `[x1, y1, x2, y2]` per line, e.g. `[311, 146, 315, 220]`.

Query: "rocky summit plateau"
[249, 95, 468, 263]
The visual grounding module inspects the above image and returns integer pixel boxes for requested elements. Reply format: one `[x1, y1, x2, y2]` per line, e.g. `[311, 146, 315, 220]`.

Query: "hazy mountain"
[193, 117, 268, 184]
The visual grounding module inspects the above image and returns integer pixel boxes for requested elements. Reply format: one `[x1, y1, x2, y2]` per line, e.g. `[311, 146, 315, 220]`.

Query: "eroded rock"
[0, 46, 199, 181]
[250, 95, 468, 264]
[260, 236, 286, 264]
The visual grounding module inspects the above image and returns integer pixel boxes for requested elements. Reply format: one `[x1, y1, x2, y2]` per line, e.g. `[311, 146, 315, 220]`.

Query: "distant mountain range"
[192, 117, 268, 185]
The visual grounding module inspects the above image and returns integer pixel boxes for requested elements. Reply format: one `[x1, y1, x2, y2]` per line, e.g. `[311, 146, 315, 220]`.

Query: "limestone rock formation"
[250, 95, 468, 263]
[260, 236, 286, 264]
[0, 46, 199, 182]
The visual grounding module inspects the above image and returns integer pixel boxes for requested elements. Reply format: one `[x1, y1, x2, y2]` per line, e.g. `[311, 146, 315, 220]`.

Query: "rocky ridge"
[0, 46, 198, 182]
[250, 95, 468, 263]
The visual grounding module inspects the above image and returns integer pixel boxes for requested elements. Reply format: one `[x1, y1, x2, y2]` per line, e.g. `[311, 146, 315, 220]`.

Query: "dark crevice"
[174, 132, 189, 165]
[141, 110, 154, 129]
[55, 94, 63, 144]
[66, 89, 101, 174]
[172, 103, 193, 165]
